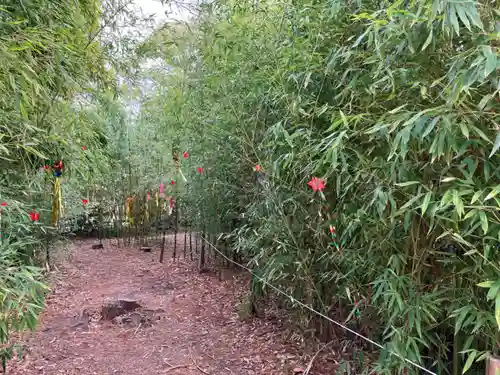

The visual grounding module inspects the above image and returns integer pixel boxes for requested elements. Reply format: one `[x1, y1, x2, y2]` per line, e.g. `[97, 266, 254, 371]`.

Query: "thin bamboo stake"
[173, 206, 178, 260]
[199, 230, 205, 271]
[189, 230, 193, 260]
[160, 229, 166, 263]
[183, 230, 187, 259]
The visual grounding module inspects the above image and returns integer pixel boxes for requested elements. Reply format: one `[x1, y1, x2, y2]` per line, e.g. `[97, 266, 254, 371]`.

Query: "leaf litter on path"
[8, 239, 341, 375]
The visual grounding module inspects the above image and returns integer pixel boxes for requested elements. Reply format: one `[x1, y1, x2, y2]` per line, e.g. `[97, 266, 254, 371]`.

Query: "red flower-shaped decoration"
[307, 176, 325, 192]
[82, 146, 87, 151]
[82, 199, 88, 205]
[29, 210, 39, 222]
[170, 180, 175, 185]
[197, 167, 203, 174]
[254, 165, 262, 172]
[183, 151, 189, 158]
[1, 202, 7, 207]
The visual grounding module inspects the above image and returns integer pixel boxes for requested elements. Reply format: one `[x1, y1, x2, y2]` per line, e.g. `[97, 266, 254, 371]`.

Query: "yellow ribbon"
[126, 196, 134, 225]
[51, 177, 63, 226]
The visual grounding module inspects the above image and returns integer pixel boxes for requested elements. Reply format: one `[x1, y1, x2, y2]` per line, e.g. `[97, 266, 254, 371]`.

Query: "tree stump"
[101, 298, 141, 321]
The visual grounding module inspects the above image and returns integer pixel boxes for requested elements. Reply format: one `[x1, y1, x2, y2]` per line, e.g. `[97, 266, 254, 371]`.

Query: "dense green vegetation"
[0, 0, 499, 374]
[0, 0, 139, 368]
[135, 1, 500, 374]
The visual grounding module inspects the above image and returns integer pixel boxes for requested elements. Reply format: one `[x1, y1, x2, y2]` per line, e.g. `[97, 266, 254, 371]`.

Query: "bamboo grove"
[135, 0, 500, 374]
[0, 0, 146, 368]
[0, 0, 499, 374]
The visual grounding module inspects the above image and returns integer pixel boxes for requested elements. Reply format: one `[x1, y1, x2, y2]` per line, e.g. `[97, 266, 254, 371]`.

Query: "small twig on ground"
[164, 364, 190, 373]
[134, 322, 142, 336]
[304, 339, 336, 375]
[194, 363, 209, 375]
[203, 352, 216, 360]
[189, 349, 210, 375]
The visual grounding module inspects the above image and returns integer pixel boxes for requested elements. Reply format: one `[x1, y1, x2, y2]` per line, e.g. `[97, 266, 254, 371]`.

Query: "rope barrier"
[199, 235, 437, 375]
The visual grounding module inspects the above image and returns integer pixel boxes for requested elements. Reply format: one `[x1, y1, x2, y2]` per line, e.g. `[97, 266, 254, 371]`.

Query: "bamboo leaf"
[421, 191, 432, 215]
[454, 307, 470, 334]
[478, 94, 492, 110]
[470, 190, 482, 204]
[395, 181, 419, 187]
[453, 190, 464, 218]
[470, 125, 490, 143]
[421, 28, 433, 51]
[489, 132, 500, 158]
[352, 28, 370, 48]
[19, 100, 28, 122]
[459, 122, 469, 139]
[449, 6, 460, 36]
[339, 110, 349, 127]
[477, 281, 494, 288]
[462, 350, 476, 374]
[303, 72, 312, 88]
[486, 283, 500, 301]
[422, 116, 439, 138]
[389, 104, 407, 114]
[484, 186, 500, 201]
[455, 5, 471, 31]
[468, 6, 483, 29]
[478, 211, 488, 235]
[484, 49, 496, 78]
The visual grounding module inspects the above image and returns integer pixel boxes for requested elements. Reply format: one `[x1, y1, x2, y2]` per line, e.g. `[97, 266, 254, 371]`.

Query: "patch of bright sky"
[141, 0, 194, 25]
[139, 1, 198, 68]
[138, 0, 198, 31]
[124, 1, 199, 115]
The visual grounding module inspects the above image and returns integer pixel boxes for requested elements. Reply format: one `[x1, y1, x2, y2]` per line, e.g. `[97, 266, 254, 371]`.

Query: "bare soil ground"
[8, 237, 341, 375]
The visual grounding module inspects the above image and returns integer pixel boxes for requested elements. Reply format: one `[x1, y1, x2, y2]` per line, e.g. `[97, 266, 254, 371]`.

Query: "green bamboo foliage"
[0, 0, 133, 369]
[133, 0, 500, 374]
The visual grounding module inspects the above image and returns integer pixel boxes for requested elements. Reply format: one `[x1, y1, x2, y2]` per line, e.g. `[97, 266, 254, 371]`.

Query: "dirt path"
[9, 238, 337, 375]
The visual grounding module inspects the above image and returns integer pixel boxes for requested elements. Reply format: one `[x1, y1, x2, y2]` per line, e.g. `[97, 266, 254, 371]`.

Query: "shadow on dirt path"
[9, 238, 338, 375]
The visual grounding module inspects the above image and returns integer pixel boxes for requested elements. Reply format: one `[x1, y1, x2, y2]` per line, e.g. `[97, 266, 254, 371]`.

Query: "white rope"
[199, 235, 437, 375]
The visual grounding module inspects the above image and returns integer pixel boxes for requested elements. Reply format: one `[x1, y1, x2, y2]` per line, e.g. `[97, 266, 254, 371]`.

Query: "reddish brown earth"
[8, 237, 341, 375]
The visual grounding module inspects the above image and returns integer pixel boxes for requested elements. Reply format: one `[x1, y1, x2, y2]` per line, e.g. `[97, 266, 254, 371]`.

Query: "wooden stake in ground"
[189, 231, 193, 260]
[160, 228, 166, 263]
[173, 201, 178, 260]
[487, 355, 500, 375]
[198, 232, 205, 271]
[184, 230, 187, 259]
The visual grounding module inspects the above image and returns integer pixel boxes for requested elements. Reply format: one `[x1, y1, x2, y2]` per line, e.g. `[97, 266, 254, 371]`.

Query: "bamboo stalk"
[160, 229, 166, 263]
[189, 230, 193, 260]
[184, 229, 187, 258]
[173, 206, 178, 260]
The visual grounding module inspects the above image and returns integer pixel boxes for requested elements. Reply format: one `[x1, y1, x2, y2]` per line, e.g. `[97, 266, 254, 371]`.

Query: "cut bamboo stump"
[101, 298, 141, 321]
[487, 355, 500, 375]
